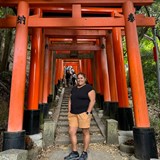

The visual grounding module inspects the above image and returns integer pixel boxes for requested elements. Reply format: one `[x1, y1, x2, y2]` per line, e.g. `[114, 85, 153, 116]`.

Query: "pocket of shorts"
[88, 114, 92, 119]
[68, 112, 75, 119]
[79, 112, 91, 120]
[87, 113, 92, 119]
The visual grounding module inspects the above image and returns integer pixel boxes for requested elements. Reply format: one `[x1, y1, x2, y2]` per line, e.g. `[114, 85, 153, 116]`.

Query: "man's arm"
[87, 90, 96, 113]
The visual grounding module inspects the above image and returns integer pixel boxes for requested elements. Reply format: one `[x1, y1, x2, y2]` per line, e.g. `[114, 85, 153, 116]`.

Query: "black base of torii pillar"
[133, 127, 158, 159]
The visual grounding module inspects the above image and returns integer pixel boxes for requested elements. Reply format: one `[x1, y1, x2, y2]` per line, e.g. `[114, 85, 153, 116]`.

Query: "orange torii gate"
[0, 0, 158, 159]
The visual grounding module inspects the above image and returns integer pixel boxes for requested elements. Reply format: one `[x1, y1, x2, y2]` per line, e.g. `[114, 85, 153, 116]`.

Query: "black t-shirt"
[70, 84, 93, 114]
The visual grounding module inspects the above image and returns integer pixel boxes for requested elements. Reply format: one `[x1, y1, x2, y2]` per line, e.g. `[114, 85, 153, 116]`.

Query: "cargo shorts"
[68, 112, 92, 128]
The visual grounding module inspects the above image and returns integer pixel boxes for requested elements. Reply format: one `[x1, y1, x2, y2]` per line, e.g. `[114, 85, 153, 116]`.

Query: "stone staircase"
[55, 87, 105, 145]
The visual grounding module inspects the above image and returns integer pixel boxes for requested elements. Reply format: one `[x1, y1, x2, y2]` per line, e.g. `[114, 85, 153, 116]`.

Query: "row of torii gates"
[0, 0, 158, 159]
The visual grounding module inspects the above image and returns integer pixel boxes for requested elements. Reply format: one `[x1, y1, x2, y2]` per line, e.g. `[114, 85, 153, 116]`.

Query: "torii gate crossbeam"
[0, 0, 154, 7]
[0, 15, 155, 28]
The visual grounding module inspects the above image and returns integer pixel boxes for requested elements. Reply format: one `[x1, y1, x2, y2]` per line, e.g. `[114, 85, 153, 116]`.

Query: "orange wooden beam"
[63, 59, 80, 62]
[49, 38, 97, 43]
[29, 17, 125, 27]
[41, 7, 122, 14]
[56, 50, 91, 54]
[45, 29, 107, 38]
[0, 16, 155, 28]
[49, 43, 100, 51]
[0, 0, 154, 7]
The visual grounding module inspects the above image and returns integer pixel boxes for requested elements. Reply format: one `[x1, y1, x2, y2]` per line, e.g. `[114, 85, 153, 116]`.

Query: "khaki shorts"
[68, 112, 92, 128]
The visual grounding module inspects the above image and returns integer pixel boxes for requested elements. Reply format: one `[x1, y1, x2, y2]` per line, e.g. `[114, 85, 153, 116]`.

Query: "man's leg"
[69, 126, 78, 151]
[82, 128, 90, 151]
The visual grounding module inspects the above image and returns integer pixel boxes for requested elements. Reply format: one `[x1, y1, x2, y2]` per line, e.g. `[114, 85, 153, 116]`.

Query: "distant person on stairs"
[64, 72, 96, 160]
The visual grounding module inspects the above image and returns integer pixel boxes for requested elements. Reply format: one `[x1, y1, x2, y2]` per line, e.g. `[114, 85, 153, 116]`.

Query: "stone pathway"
[37, 87, 131, 160]
[38, 143, 131, 160]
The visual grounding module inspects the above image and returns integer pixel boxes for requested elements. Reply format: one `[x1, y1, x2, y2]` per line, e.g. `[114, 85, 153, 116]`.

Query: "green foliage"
[135, 1, 160, 105]
[150, 116, 160, 132]
[136, 1, 160, 46]
[140, 28, 154, 52]
[141, 50, 159, 104]
[0, 7, 15, 18]
[0, 7, 5, 17]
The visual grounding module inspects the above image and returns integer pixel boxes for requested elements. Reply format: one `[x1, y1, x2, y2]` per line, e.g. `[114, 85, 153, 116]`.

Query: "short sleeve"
[86, 84, 93, 93]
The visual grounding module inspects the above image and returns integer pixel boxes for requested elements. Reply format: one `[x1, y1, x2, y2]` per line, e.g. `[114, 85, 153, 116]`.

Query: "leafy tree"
[0, 7, 15, 73]
[138, 2, 160, 106]
[124, 1, 160, 106]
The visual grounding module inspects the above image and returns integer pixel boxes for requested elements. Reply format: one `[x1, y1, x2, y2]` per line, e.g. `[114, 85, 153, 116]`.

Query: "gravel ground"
[37, 143, 130, 160]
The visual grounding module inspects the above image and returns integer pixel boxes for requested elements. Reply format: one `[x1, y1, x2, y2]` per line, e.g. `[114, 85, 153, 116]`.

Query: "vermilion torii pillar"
[86, 59, 93, 85]
[112, 27, 134, 130]
[48, 51, 54, 103]
[55, 59, 59, 86]
[105, 33, 119, 119]
[95, 40, 104, 109]
[42, 37, 50, 118]
[106, 33, 118, 102]
[79, 60, 82, 72]
[82, 59, 88, 78]
[100, 37, 111, 115]
[3, 1, 29, 150]
[39, 31, 45, 115]
[23, 8, 42, 135]
[123, 1, 158, 159]
[52, 52, 56, 100]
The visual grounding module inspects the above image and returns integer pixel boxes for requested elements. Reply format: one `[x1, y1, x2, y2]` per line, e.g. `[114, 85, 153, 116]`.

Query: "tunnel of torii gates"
[0, 0, 158, 159]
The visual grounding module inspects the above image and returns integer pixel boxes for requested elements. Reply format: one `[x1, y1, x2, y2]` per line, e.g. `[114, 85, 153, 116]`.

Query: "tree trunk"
[0, 7, 15, 73]
[0, 29, 13, 72]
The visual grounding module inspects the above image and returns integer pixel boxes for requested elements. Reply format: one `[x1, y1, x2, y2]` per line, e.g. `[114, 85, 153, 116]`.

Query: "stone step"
[55, 134, 105, 145]
[61, 108, 68, 110]
[61, 107, 67, 109]
[59, 113, 68, 116]
[57, 120, 97, 126]
[56, 125, 101, 133]
[61, 105, 68, 108]
[57, 132, 103, 137]
[60, 110, 68, 114]
[61, 103, 68, 105]
[61, 106, 68, 109]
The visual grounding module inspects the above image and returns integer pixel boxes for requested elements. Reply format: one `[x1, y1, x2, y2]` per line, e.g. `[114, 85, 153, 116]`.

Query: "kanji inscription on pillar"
[17, 15, 26, 25]
[128, 13, 135, 22]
